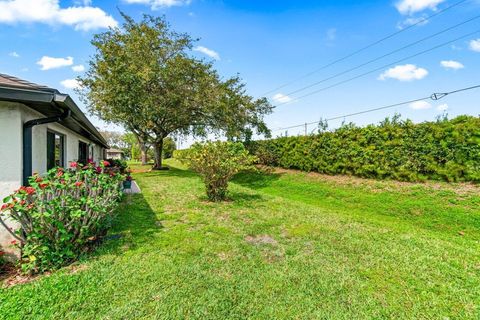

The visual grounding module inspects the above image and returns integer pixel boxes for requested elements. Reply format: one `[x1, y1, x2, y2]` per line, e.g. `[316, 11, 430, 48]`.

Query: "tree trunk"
[140, 143, 148, 165]
[134, 133, 148, 165]
[152, 139, 164, 170]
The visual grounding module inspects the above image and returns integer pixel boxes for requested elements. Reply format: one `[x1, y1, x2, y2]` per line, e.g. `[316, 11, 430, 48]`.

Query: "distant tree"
[99, 130, 127, 149]
[122, 132, 149, 162]
[162, 137, 176, 159]
[79, 13, 272, 170]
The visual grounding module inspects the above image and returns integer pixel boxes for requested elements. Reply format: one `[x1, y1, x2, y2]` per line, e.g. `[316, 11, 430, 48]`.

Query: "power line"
[284, 14, 480, 97]
[272, 84, 480, 132]
[275, 28, 480, 106]
[262, 0, 470, 96]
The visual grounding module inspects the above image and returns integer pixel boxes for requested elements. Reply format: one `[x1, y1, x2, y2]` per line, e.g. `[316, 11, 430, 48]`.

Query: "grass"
[1, 159, 479, 319]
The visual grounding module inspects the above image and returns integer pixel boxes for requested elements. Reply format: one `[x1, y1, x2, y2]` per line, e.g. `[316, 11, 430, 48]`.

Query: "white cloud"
[378, 64, 428, 81]
[272, 93, 292, 104]
[0, 0, 117, 31]
[409, 100, 432, 110]
[326, 28, 336, 41]
[437, 103, 448, 111]
[72, 64, 85, 72]
[9, 51, 19, 57]
[60, 79, 80, 90]
[37, 56, 73, 70]
[469, 39, 480, 52]
[123, 0, 190, 10]
[193, 46, 220, 60]
[395, 0, 445, 15]
[397, 15, 428, 29]
[440, 60, 464, 70]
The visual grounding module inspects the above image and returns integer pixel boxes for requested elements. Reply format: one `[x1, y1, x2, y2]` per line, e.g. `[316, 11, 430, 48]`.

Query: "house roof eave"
[0, 85, 109, 149]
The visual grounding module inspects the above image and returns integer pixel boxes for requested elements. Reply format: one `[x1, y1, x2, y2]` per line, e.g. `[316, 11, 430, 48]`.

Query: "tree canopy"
[79, 13, 273, 169]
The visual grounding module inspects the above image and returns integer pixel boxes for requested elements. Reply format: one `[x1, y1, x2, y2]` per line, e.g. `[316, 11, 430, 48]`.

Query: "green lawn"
[1, 160, 479, 319]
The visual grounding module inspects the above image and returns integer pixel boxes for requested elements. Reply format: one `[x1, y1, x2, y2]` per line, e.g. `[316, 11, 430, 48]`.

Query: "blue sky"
[0, 0, 479, 137]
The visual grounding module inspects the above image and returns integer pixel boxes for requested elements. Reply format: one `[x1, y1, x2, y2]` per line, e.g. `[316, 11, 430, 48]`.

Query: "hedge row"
[247, 115, 480, 182]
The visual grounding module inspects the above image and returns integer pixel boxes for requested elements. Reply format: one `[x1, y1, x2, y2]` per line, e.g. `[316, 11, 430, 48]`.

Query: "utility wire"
[275, 28, 480, 107]
[273, 84, 480, 132]
[262, 0, 470, 96]
[284, 14, 480, 97]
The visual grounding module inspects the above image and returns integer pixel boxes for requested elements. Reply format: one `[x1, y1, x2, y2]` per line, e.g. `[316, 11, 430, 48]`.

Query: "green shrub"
[248, 115, 480, 182]
[0, 162, 123, 274]
[178, 141, 256, 201]
[105, 158, 128, 172]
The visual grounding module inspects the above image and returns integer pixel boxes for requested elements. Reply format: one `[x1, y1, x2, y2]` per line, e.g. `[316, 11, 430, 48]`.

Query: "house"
[106, 148, 124, 160]
[0, 73, 109, 255]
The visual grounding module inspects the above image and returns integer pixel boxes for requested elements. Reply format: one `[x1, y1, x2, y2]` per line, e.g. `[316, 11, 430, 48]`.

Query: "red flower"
[1, 203, 8, 211]
[10, 240, 17, 245]
[57, 171, 64, 178]
[95, 166, 102, 174]
[75, 181, 83, 187]
[25, 187, 35, 195]
[39, 183, 48, 189]
[103, 160, 110, 167]
[20, 200, 26, 205]
[35, 177, 43, 183]
[70, 161, 78, 168]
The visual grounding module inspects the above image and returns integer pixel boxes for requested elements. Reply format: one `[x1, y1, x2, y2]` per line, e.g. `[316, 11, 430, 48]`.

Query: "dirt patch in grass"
[2, 269, 49, 288]
[2, 262, 89, 288]
[67, 263, 88, 274]
[245, 235, 278, 246]
[271, 167, 479, 196]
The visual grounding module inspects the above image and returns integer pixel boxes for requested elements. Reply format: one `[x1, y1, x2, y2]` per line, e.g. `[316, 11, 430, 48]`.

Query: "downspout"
[22, 108, 71, 185]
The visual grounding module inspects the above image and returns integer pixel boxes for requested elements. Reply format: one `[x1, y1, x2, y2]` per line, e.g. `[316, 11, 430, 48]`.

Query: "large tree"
[80, 13, 272, 169]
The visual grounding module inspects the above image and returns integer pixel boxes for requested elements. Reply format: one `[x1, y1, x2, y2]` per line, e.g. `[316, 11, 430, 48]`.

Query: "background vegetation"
[248, 115, 480, 182]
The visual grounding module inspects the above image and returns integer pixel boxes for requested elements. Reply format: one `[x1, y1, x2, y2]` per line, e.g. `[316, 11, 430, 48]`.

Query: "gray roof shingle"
[0, 73, 50, 90]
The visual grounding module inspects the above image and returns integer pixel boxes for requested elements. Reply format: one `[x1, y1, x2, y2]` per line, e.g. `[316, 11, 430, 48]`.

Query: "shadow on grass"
[95, 192, 162, 256]
[233, 169, 284, 190]
[140, 165, 199, 179]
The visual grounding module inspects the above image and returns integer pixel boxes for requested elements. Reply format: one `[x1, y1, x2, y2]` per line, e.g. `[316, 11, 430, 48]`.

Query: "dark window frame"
[78, 140, 89, 165]
[47, 130, 65, 170]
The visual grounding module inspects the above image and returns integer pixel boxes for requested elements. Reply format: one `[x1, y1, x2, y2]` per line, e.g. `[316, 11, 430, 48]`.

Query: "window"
[47, 131, 65, 170]
[89, 144, 94, 163]
[78, 141, 88, 164]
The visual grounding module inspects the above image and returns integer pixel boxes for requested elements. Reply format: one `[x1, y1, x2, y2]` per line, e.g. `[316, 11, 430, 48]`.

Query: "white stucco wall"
[0, 102, 23, 202]
[0, 102, 105, 257]
[0, 102, 23, 259]
[21, 106, 104, 171]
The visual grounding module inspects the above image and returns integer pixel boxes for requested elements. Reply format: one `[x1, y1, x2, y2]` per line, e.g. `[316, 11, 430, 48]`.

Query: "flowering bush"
[178, 141, 256, 201]
[105, 159, 128, 173]
[0, 162, 123, 273]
